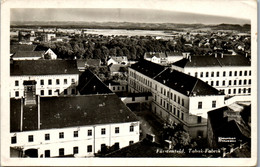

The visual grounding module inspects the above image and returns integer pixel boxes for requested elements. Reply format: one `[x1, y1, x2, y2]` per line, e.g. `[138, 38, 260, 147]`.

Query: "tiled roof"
[130, 59, 166, 78]
[12, 51, 45, 58]
[10, 44, 37, 54]
[86, 59, 101, 66]
[10, 94, 138, 132]
[10, 60, 79, 76]
[154, 68, 221, 96]
[172, 55, 251, 68]
[77, 69, 113, 95]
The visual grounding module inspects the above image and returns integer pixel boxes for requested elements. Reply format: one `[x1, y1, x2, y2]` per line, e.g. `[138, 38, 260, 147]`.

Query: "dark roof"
[86, 59, 101, 66]
[144, 52, 166, 59]
[154, 68, 221, 96]
[10, 60, 79, 76]
[13, 51, 45, 58]
[165, 51, 183, 57]
[77, 69, 113, 95]
[10, 44, 37, 54]
[10, 94, 138, 132]
[172, 55, 251, 68]
[130, 59, 166, 78]
[76, 60, 86, 68]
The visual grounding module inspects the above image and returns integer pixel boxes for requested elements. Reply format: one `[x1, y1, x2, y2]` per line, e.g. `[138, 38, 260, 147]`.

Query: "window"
[115, 142, 120, 150]
[198, 102, 202, 109]
[248, 88, 251, 93]
[244, 71, 247, 76]
[163, 101, 165, 107]
[211, 72, 214, 77]
[223, 71, 226, 77]
[45, 150, 50, 157]
[145, 96, 148, 100]
[88, 130, 92, 136]
[170, 93, 173, 99]
[229, 71, 232, 76]
[249, 70, 251, 76]
[74, 131, 78, 137]
[41, 90, 44, 95]
[200, 72, 203, 77]
[122, 87, 124, 90]
[115, 127, 119, 134]
[48, 90, 52, 95]
[216, 81, 219, 86]
[228, 89, 231, 94]
[73, 147, 78, 154]
[130, 125, 134, 132]
[239, 71, 242, 76]
[174, 108, 176, 115]
[170, 105, 172, 113]
[211, 81, 214, 86]
[101, 144, 106, 153]
[64, 89, 67, 95]
[182, 99, 184, 106]
[161, 88, 163, 93]
[177, 110, 180, 118]
[234, 71, 237, 76]
[174, 95, 176, 102]
[129, 141, 134, 145]
[155, 84, 157, 90]
[48, 79, 52, 85]
[71, 78, 75, 83]
[195, 72, 198, 77]
[178, 97, 180, 104]
[229, 80, 232, 85]
[118, 86, 120, 90]
[181, 113, 184, 120]
[234, 80, 237, 85]
[212, 101, 216, 108]
[15, 80, 19, 86]
[243, 88, 247, 93]
[11, 136, 16, 144]
[59, 132, 64, 139]
[206, 72, 209, 77]
[28, 135, 33, 142]
[249, 79, 251, 85]
[64, 79, 67, 84]
[233, 89, 236, 94]
[71, 89, 76, 95]
[222, 80, 225, 86]
[244, 80, 247, 85]
[40, 80, 44, 85]
[87, 145, 92, 152]
[45, 134, 50, 140]
[101, 128, 106, 135]
[59, 148, 64, 156]
[197, 116, 202, 123]
[132, 96, 135, 102]
[216, 72, 219, 77]
[239, 80, 242, 85]
[15, 91, 19, 97]
[188, 72, 190, 75]
[238, 88, 241, 94]
[56, 79, 60, 85]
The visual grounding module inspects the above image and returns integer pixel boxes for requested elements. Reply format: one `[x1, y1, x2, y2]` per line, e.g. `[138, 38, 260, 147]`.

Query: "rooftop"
[10, 94, 138, 132]
[172, 55, 251, 68]
[154, 68, 221, 96]
[144, 52, 166, 59]
[130, 59, 166, 78]
[10, 44, 37, 54]
[12, 51, 45, 58]
[10, 60, 79, 76]
[86, 58, 101, 66]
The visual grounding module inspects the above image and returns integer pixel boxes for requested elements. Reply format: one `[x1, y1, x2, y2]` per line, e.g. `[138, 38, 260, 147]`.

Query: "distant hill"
[11, 21, 251, 32]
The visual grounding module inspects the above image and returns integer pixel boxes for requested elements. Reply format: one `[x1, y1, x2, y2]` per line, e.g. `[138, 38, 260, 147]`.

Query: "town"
[9, 23, 251, 158]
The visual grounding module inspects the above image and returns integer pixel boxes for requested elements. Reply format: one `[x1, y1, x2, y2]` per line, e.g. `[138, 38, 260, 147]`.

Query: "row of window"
[129, 71, 152, 87]
[14, 78, 76, 87]
[206, 79, 251, 87]
[14, 88, 76, 97]
[190, 70, 251, 78]
[156, 92, 185, 107]
[11, 126, 135, 144]
[198, 100, 216, 109]
[228, 88, 251, 94]
[112, 86, 125, 91]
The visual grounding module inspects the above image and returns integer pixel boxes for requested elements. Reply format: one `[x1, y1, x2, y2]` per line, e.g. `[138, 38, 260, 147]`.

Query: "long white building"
[171, 55, 251, 96]
[10, 60, 79, 98]
[128, 60, 225, 138]
[10, 94, 140, 158]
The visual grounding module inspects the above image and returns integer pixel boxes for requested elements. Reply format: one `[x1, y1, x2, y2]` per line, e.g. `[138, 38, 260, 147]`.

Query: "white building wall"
[12, 57, 41, 61]
[10, 122, 140, 157]
[10, 74, 79, 98]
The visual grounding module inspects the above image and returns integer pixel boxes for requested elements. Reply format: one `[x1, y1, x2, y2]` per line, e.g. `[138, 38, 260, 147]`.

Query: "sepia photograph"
[0, 0, 257, 166]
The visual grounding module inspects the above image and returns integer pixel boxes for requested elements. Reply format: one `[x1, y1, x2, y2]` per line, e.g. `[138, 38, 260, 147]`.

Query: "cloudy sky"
[10, 0, 254, 24]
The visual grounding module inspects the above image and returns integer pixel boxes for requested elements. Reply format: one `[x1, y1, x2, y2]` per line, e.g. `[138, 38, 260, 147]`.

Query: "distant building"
[86, 58, 101, 67]
[10, 44, 37, 55]
[107, 56, 128, 66]
[43, 34, 56, 42]
[171, 55, 251, 96]
[144, 52, 184, 64]
[128, 60, 225, 138]
[10, 60, 79, 98]
[44, 48, 57, 59]
[109, 64, 127, 76]
[12, 51, 45, 61]
[105, 80, 128, 93]
[10, 94, 140, 158]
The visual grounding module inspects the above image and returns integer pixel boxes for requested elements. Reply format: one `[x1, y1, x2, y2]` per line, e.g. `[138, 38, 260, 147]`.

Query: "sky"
[10, 0, 254, 25]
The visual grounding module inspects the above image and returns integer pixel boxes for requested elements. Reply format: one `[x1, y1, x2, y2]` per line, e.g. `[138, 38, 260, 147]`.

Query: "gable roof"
[110, 56, 128, 63]
[10, 60, 79, 76]
[130, 59, 166, 78]
[12, 51, 45, 58]
[10, 44, 37, 54]
[10, 94, 138, 132]
[154, 68, 221, 96]
[172, 55, 251, 68]
[145, 52, 166, 59]
[77, 69, 113, 95]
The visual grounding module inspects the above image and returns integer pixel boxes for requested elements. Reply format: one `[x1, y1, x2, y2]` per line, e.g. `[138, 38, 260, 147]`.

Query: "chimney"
[189, 55, 191, 62]
[245, 53, 248, 57]
[215, 53, 217, 58]
[221, 53, 223, 58]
